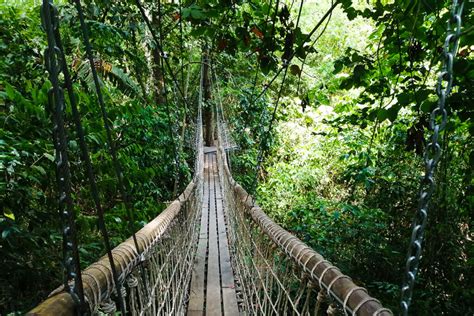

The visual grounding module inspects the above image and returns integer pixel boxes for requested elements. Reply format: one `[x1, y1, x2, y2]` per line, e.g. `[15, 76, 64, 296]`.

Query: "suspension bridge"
[28, 79, 392, 315]
[28, 19, 392, 311]
[21, 0, 465, 314]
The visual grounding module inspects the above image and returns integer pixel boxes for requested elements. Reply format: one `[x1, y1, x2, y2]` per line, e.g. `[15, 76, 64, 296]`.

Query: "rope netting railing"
[215, 108, 393, 316]
[28, 181, 199, 315]
[28, 71, 205, 316]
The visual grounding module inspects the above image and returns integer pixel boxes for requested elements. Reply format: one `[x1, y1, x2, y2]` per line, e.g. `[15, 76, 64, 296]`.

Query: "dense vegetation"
[1, 0, 472, 314]
[1, 0, 198, 311]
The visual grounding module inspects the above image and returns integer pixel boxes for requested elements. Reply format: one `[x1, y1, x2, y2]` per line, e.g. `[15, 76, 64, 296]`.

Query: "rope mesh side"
[124, 187, 200, 315]
[215, 105, 392, 316]
[87, 96, 204, 315]
[29, 102, 204, 316]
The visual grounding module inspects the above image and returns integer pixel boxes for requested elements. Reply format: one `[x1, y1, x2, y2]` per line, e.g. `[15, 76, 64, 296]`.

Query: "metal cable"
[249, 0, 275, 95]
[268, 0, 281, 49]
[296, 0, 334, 95]
[250, 0, 332, 155]
[249, 0, 305, 197]
[400, 1, 464, 314]
[178, 0, 185, 92]
[51, 12, 126, 316]
[134, 0, 192, 112]
[157, 0, 182, 198]
[249, 63, 289, 197]
[40, 0, 85, 310]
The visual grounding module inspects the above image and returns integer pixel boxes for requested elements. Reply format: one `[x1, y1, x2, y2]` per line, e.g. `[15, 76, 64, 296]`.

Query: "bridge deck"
[188, 148, 240, 316]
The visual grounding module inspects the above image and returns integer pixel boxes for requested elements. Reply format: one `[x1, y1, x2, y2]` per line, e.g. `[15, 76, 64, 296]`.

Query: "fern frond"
[73, 59, 142, 98]
[108, 64, 142, 97]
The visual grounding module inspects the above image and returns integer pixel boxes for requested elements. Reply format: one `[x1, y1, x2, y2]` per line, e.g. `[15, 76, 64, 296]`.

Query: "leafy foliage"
[0, 1, 195, 312]
[221, 1, 473, 314]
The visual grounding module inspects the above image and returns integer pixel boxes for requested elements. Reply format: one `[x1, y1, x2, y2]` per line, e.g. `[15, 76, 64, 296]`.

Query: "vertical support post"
[202, 47, 214, 146]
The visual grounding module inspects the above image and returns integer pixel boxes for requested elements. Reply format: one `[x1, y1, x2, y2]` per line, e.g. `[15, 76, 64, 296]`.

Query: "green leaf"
[44, 153, 55, 162]
[190, 27, 206, 37]
[182, 4, 206, 20]
[191, 9, 206, 19]
[32, 165, 46, 175]
[333, 60, 343, 74]
[386, 106, 400, 122]
[353, 64, 365, 80]
[453, 59, 469, 75]
[5, 83, 16, 100]
[4, 210, 15, 221]
[1, 228, 10, 239]
[377, 108, 388, 121]
[421, 100, 436, 113]
[290, 64, 301, 76]
[415, 89, 431, 102]
[368, 109, 378, 121]
[468, 123, 474, 136]
[377, 106, 400, 122]
[345, 7, 358, 20]
[397, 92, 411, 105]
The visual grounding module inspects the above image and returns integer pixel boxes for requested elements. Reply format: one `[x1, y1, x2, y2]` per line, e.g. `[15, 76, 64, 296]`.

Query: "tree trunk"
[151, 11, 165, 104]
[202, 48, 213, 146]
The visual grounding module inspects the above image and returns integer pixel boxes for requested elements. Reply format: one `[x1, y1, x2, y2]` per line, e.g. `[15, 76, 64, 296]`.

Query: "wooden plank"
[222, 288, 240, 316]
[204, 146, 217, 154]
[189, 152, 239, 315]
[214, 154, 240, 316]
[188, 154, 209, 314]
[206, 153, 223, 315]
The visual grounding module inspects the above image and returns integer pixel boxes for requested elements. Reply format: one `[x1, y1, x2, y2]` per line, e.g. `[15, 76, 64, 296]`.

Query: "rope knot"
[127, 275, 139, 288]
[317, 290, 326, 302]
[327, 304, 338, 316]
[100, 298, 117, 314]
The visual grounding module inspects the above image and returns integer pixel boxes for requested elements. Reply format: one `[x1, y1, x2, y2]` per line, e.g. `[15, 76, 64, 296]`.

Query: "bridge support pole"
[202, 47, 214, 146]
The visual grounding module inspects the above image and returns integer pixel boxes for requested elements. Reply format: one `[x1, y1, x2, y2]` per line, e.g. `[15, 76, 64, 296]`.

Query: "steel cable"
[251, 1, 339, 105]
[40, 0, 86, 311]
[400, 1, 464, 314]
[134, 0, 192, 113]
[51, 12, 126, 315]
[157, 0, 182, 198]
[248, 0, 305, 197]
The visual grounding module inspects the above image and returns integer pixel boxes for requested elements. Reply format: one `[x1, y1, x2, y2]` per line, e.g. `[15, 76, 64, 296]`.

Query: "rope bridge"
[28, 0, 464, 314]
[29, 62, 392, 315]
[0, 0, 464, 316]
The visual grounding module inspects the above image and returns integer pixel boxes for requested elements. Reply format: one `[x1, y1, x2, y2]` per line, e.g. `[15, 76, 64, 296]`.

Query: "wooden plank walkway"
[188, 148, 239, 316]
